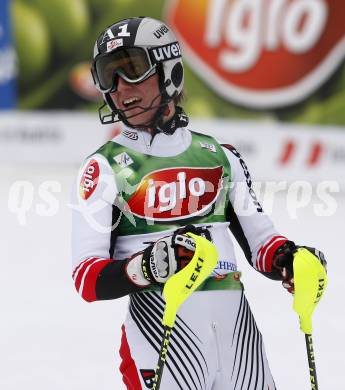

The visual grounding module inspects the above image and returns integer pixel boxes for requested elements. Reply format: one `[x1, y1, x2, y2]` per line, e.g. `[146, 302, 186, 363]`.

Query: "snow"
[1, 162, 344, 390]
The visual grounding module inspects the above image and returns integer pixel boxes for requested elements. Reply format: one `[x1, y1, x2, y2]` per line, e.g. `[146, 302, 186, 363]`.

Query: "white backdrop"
[1, 112, 345, 189]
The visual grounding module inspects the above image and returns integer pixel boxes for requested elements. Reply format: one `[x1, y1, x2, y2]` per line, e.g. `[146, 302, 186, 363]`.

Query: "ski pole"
[305, 333, 318, 389]
[152, 325, 173, 390]
[292, 248, 327, 390]
[152, 233, 218, 390]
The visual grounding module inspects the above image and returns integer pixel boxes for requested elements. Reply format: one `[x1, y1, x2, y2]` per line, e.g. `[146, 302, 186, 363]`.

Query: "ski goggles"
[92, 47, 156, 93]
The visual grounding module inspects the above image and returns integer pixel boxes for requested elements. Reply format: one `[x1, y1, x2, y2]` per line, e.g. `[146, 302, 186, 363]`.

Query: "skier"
[71, 16, 326, 389]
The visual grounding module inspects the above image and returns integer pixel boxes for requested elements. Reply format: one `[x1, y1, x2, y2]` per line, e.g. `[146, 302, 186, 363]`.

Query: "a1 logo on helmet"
[99, 23, 131, 46]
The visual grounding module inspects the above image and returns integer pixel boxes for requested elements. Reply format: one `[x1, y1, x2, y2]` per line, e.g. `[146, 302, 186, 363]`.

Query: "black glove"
[141, 233, 196, 284]
[273, 241, 327, 293]
[125, 232, 196, 287]
[170, 225, 212, 269]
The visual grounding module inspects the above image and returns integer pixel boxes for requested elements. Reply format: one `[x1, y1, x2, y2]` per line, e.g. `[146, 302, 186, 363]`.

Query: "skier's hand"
[273, 241, 327, 294]
[142, 234, 196, 284]
[125, 234, 196, 287]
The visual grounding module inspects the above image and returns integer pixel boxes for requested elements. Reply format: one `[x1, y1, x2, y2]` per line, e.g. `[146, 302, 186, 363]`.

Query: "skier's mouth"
[123, 97, 142, 108]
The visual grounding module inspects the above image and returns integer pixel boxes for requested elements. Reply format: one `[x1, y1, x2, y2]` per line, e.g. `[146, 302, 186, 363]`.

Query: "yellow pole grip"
[293, 248, 327, 334]
[162, 233, 218, 327]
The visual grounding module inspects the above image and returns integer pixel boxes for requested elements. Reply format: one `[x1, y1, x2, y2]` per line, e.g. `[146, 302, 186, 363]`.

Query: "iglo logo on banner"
[166, 0, 345, 108]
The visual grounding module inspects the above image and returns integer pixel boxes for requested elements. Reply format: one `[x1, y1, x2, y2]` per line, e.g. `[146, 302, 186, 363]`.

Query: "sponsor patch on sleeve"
[79, 159, 100, 200]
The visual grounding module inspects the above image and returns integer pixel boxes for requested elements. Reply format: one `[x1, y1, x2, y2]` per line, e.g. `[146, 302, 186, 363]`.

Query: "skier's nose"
[117, 75, 133, 91]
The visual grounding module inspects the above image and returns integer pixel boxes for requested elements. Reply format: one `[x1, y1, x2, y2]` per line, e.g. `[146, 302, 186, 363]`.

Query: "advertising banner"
[0, 0, 16, 108]
[8, 0, 345, 127]
[167, 0, 345, 108]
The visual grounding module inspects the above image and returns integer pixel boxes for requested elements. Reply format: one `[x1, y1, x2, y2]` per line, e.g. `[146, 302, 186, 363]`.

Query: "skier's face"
[110, 73, 162, 127]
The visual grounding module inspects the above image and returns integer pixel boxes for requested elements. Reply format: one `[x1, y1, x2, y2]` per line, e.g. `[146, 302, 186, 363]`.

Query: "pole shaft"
[305, 334, 318, 390]
[152, 326, 172, 390]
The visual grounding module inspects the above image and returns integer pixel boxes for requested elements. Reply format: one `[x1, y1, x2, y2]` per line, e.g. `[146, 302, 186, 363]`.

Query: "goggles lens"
[95, 48, 153, 91]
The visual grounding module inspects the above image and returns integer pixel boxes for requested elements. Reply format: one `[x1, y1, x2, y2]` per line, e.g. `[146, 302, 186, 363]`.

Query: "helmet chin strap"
[100, 92, 189, 135]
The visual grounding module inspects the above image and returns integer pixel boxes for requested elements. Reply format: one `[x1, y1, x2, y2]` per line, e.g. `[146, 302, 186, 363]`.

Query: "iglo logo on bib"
[127, 166, 223, 221]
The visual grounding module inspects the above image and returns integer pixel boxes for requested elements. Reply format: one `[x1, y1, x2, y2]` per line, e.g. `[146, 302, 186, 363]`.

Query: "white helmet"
[91, 16, 184, 126]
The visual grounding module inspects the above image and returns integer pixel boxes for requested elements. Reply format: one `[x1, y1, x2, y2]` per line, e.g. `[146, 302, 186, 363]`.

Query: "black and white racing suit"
[71, 126, 287, 389]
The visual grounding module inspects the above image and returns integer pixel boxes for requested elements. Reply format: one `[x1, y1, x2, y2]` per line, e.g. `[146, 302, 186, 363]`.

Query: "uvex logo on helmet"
[127, 166, 223, 221]
[167, 0, 345, 108]
[150, 42, 182, 63]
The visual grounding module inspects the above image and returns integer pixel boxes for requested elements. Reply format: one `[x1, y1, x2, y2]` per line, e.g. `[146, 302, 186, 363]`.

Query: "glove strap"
[141, 244, 155, 283]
